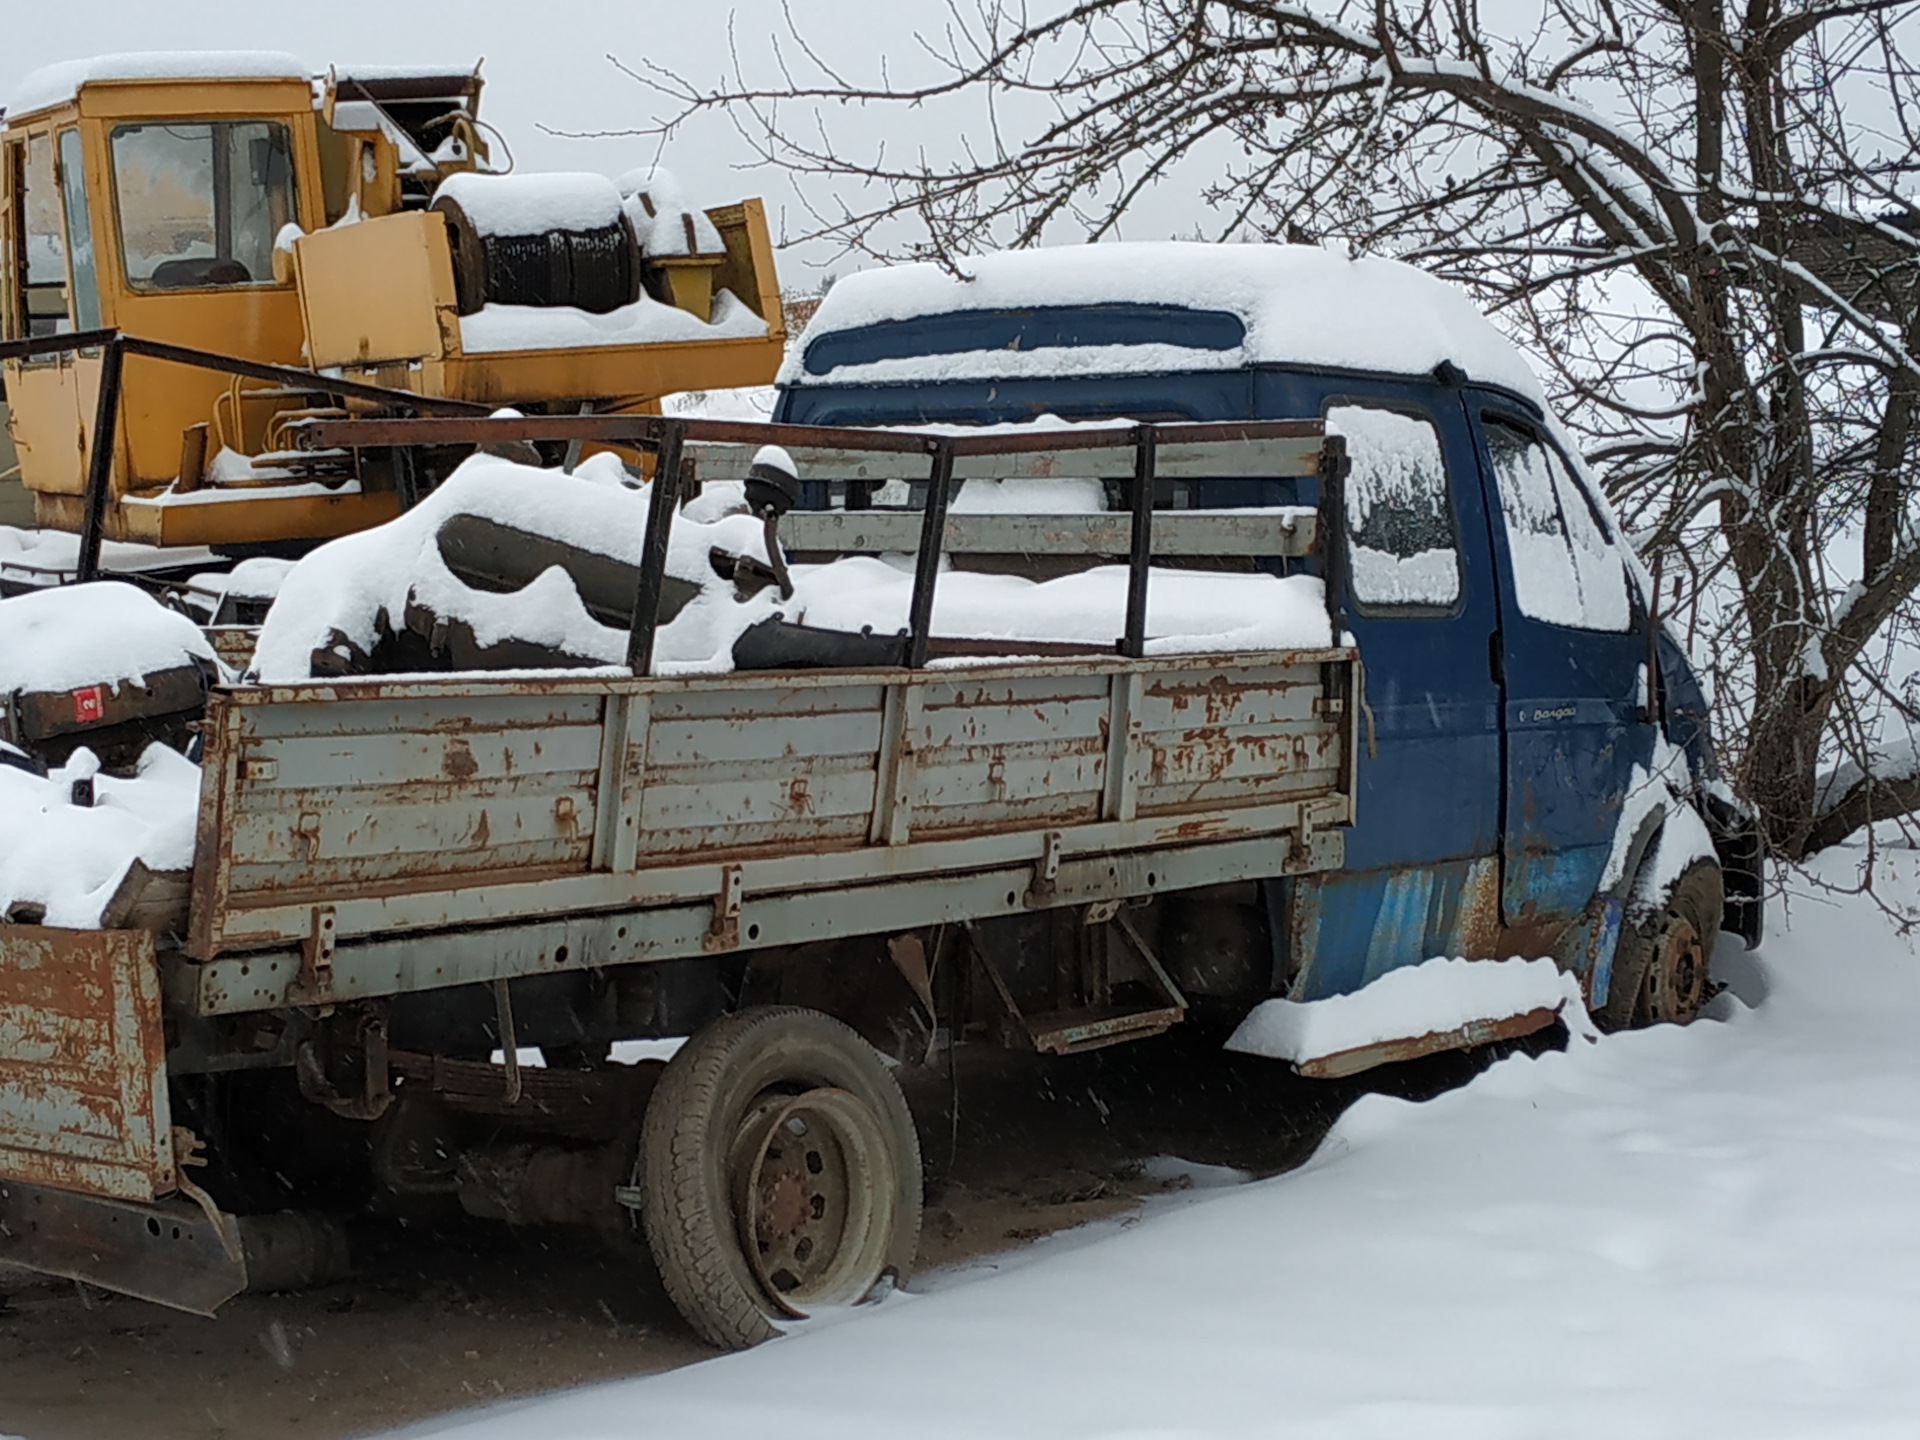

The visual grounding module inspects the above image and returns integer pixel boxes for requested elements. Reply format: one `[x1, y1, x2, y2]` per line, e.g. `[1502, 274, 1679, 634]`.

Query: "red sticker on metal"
[72, 685, 105, 724]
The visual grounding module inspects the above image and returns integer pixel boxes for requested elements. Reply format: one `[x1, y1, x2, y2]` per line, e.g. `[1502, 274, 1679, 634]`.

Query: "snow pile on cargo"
[785, 243, 1545, 398]
[0, 744, 201, 927]
[0, 524, 216, 585]
[664, 386, 778, 423]
[618, 166, 725, 258]
[459, 288, 769, 354]
[1225, 955, 1587, 1069]
[433, 171, 624, 236]
[791, 560, 1329, 656]
[187, 556, 297, 605]
[254, 447, 1333, 680]
[948, 476, 1106, 514]
[0, 581, 215, 697]
[251, 451, 783, 682]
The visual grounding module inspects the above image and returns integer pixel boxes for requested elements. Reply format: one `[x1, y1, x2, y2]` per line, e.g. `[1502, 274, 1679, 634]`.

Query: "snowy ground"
[392, 843, 1920, 1440]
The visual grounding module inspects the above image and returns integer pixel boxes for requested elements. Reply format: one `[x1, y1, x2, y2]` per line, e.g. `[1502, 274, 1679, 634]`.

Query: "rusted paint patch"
[443, 737, 480, 781]
[0, 926, 173, 1201]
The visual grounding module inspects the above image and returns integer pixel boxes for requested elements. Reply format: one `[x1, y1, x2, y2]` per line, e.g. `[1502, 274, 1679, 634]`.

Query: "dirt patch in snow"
[0, 1034, 1543, 1440]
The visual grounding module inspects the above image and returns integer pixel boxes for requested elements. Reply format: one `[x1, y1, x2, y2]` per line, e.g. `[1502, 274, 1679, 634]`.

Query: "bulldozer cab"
[1, 54, 785, 551]
[2, 60, 336, 544]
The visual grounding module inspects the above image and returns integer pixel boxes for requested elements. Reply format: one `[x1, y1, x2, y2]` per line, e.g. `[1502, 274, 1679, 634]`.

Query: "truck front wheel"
[1600, 859, 1724, 1031]
[638, 1005, 922, 1349]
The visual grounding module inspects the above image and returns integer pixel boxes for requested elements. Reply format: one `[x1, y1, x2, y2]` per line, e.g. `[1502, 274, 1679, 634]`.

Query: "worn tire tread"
[639, 1006, 921, 1351]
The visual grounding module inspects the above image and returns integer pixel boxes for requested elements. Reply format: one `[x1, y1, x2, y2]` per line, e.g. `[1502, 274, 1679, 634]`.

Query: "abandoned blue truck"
[0, 241, 1760, 1351]
[774, 242, 1763, 1031]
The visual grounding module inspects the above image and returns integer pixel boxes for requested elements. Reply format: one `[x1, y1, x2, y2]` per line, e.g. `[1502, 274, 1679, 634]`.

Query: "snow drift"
[396, 849, 1920, 1440]
[0, 744, 201, 928]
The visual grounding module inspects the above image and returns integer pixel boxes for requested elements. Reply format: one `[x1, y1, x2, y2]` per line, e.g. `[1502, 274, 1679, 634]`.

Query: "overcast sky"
[3, 0, 1124, 286]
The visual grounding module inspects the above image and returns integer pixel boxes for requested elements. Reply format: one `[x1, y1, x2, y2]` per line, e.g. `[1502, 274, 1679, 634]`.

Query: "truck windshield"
[109, 121, 295, 291]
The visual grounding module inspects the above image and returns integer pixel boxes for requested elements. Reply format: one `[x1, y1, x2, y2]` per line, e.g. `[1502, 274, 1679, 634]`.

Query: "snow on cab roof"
[7, 51, 311, 118]
[783, 242, 1545, 400]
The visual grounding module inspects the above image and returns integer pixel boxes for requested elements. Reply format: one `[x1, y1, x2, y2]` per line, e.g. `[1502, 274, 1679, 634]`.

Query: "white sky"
[2, 0, 1156, 287]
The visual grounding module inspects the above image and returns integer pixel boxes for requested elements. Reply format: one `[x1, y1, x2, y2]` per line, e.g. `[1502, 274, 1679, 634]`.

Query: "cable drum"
[431, 172, 640, 317]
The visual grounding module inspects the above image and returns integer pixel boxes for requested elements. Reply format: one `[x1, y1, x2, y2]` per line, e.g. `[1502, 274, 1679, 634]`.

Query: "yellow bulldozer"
[0, 51, 786, 554]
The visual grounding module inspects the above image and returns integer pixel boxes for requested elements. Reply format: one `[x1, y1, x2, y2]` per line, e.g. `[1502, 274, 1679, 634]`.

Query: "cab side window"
[21, 132, 70, 337]
[1483, 416, 1631, 632]
[1327, 403, 1461, 611]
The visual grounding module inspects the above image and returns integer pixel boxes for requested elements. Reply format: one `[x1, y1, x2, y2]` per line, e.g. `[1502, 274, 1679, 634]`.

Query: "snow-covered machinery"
[0, 53, 786, 551]
[0, 582, 218, 775]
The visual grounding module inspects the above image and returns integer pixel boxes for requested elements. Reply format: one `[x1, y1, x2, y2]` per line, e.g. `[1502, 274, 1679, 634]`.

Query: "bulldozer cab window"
[21, 131, 72, 336]
[58, 129, 102, 331]
[109, 121, 295, 291]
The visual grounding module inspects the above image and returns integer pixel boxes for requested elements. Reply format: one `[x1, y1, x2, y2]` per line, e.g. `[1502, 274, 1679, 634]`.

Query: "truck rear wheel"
[1600, 859, 1724, 1031]
[638, 1006, 922, 1349]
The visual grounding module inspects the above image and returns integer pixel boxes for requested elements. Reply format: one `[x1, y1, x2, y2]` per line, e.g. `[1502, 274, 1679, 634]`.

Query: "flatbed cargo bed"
[172, 645, 1356, 1010]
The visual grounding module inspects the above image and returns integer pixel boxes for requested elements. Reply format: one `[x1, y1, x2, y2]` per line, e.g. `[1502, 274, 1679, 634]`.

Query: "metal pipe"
[626, 420, 686, 675]
[118, 335, 487, 415]
[0, 327, 120, 362]
[1125, 424, 1157, 659]
[0, 329, 486, 414]
[560, 400, 594, 474]
[493, 978, 522, 1106]
[392, 443, 423, 512]
[294, 413, 946, 454]
[906, 440, 956, 670]
[75, 337, 125, 584]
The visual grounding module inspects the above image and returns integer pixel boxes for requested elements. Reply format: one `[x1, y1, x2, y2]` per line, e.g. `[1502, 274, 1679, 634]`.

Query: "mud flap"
[0, 1178, 247, 1316]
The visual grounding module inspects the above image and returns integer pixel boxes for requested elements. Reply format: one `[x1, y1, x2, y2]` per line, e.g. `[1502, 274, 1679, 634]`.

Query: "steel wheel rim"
[1646, 916, 1707, 1024]
[730, 1086, 897, 1318]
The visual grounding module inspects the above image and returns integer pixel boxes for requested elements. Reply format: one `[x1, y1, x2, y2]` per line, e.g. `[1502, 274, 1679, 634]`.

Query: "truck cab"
[773, 243, 1762, 1018]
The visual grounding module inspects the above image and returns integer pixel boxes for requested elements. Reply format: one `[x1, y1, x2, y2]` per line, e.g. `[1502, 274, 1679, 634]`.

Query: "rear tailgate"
[0, 926, 174, 1201]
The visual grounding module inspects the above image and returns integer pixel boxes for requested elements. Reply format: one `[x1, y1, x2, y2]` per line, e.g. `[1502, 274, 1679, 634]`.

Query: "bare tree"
[628, 0, 1920, 857]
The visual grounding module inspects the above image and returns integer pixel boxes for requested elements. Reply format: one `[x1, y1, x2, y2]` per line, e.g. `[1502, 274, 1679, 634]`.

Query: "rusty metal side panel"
[634, 679, 887, 857]
[0, 926, 173, 1202]
[193, 689, 604, 954]
[907, 670, 1110, 836]
[187, 654, 1357, 957]
[1131, 660, 1344, 820]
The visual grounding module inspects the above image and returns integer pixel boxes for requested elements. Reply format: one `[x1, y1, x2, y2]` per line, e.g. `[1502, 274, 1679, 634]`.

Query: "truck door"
[1276, 392, 1506, 1000]
[1471, 401, 1651, 945]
